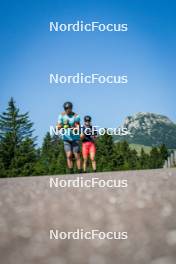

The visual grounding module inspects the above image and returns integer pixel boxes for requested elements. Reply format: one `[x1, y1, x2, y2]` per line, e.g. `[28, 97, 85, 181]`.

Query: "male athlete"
[57, 102, 81, 173]
[81, 115, 97, 173]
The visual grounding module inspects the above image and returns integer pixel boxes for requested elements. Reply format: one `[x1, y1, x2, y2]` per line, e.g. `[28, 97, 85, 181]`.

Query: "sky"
[1, 0, 176, 145]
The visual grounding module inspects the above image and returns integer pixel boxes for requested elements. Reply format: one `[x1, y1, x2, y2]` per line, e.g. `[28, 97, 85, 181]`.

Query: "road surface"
[0, 168, 176, 264]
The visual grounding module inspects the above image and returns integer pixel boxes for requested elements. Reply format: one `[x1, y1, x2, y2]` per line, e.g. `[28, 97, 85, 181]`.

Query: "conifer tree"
[159, 144, 169, 164]
[96, 132, 114, 171]
[35, 133, 66, 175]
[139, 148, 150, 169]
[0, 98, 36, 177]
[149, 147, 161, 168]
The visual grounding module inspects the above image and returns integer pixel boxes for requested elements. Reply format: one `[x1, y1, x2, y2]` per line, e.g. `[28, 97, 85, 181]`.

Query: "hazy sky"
[1, 0, 176, 145]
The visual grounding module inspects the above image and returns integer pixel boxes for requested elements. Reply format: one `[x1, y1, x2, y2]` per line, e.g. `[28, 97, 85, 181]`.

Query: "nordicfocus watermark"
[49, 73, 128, 85]
[50, 229, 128, 240]
[50, 125, 130, 137]
[50, 177, 128, 189]
[49, 21, 128, 32]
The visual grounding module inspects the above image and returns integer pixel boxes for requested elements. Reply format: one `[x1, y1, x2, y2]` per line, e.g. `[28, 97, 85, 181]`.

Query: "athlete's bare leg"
[83, 157, 88, 172]
[74, 152, 81, 170]
[90, 152, 96, 171]
[66, 151, 73, 169]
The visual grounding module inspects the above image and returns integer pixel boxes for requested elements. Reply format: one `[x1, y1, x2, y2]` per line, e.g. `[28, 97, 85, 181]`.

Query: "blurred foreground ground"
[0, 168, 176, 264]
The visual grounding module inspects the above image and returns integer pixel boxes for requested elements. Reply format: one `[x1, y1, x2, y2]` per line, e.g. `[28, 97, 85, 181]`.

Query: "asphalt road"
[0, 168, 176, 264]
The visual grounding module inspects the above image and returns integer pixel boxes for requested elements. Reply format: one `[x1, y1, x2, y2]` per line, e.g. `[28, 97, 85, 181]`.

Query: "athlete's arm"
[73, 114, 81, 128]
[57, 123, 63, 129]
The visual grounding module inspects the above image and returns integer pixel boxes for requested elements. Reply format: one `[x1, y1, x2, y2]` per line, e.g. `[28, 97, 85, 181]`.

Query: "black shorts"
[63, 140, 80, 153]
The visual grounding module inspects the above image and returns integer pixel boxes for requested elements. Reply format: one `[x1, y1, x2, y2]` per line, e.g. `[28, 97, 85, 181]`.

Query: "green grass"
[129, 144, 176, 155]
[129, 144, 152, 154]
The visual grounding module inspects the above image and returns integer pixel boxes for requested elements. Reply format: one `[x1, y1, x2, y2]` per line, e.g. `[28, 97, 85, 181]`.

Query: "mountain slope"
[115, 112, 176, 148]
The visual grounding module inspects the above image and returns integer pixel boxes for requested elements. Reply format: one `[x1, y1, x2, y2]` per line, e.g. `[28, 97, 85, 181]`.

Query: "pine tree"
[139, 148, 150, 169]
[113, 141, 138, 170]
[10, 138, 36, 176]
[149, 147, 161, 169]
[35, 133, 66, 175]
[159, 144, 169, 165]
[49, 135, 67, 175]
[127, 149, 138, 170]
[0, 98, 36, 177]
[96, 132, 114, 171]
[113, 142, 125, 170]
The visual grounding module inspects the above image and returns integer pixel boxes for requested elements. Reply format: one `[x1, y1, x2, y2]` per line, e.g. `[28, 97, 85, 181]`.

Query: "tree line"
[0, 98, 169, 177]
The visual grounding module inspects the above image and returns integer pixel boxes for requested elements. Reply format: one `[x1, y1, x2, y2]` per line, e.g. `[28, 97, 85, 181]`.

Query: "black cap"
[63, 102, 73, 110]
[84, 115, 91, 122]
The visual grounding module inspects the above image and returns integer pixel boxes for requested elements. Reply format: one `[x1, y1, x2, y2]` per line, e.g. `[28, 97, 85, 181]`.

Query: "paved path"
[0, 168, 176, 264]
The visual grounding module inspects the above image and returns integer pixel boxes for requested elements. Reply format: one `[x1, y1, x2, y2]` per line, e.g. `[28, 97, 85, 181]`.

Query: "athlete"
[57, 102, 81, 174]
[81, 115, 97, 173]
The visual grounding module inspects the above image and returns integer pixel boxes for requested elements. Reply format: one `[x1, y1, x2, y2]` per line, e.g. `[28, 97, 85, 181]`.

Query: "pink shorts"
[82, 142, 96, 158]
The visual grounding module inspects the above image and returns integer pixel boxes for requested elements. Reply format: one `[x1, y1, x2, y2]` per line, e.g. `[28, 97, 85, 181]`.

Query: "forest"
[0, 98, 169, 177]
